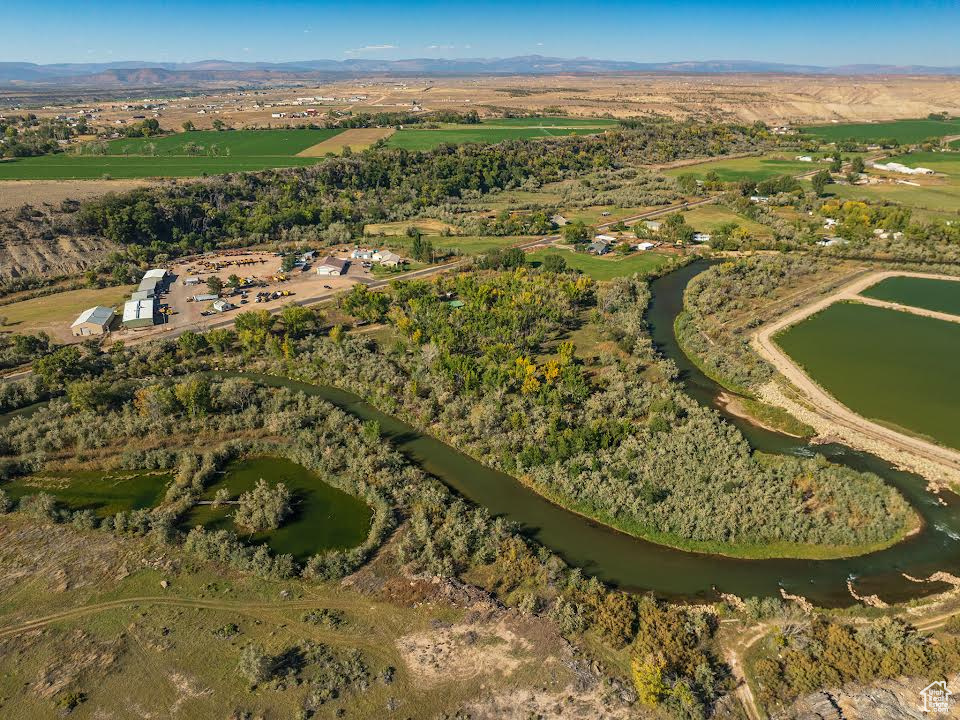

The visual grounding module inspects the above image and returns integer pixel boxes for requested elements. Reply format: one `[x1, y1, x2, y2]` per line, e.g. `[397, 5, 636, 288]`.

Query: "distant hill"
[2, 56, 960, 87]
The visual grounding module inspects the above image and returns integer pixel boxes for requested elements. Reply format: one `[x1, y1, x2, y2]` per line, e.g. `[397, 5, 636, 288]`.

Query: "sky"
[5, 0, 960, 67]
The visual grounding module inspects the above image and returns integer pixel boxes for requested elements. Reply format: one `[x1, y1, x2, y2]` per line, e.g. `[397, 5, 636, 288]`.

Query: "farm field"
[800, 118, 960, 144]
[0, 284, 133, 334]
[664, 154, 820, 182]
[3, 470, 171, 517]
[815, 151, 960, 212]
[861, 276, 960, 315]
[297, 127, 394, 155]
[363, 218, 458, 236]
[0, 129, 344, 179]
[775, 301, 960, 450]
[528, 248, 674, 280]
[679, 204, 774, 237]
[479, 116, 619, 128]
[182, 457, 372, 560]
[563, 205, 661, 225]
[385, 125, 606, 151]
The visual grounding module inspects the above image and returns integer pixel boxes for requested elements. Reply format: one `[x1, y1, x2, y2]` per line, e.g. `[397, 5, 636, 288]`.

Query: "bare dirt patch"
[297, 127, 395, 156]
[0, 179, 158, 210]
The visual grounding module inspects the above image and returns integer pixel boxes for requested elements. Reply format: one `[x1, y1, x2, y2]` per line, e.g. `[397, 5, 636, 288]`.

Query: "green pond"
[776, 301, 960, 450]
[4, 469, 170, 517]
[861, 276, 960, 316]
[182, 457, 372, 560]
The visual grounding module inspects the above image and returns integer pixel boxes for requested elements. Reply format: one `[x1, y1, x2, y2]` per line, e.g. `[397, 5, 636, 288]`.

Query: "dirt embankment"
[752, 270, 960, 488]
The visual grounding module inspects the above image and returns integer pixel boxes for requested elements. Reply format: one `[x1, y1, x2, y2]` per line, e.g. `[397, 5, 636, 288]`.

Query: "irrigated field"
[297, 127, 395, 156]
[801, 118, 960, 144]
[861, 276, 960, 315]
[0, 129, 345, 179]
[479, 116, 619, 128]
[775, 301, 960, 450]
[664, 154, 819, 182]
[528, 248, 673, 280]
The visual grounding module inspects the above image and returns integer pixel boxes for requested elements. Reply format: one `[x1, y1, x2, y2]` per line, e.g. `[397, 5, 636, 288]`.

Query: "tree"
[279, 303, 318, 338]
[811, 170, 832, 197]
[562, 220, 590, 244]
[238, 644, 273, 686]
[234, 479, 292, 534]
[181, 120, 195, 132]
[177, 331, 207, 357]
[851, 156, 865, 174]
[541, 253, 568, 273]
[206, 276, 224, 294]
[174, 376, 211, 417]
[662, 213, 695, 245]
[226, 274, 241, 288]
[280, 254, 297, 273]
[212, 118, 226, 131]
[830, 150, 843, 173]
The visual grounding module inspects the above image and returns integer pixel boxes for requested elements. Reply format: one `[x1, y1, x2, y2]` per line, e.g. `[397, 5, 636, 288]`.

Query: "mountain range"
[2, 56, 960, 87]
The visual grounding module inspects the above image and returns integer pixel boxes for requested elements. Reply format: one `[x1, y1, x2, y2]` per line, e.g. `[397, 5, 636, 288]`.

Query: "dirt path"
[751, 269, 960, 478]
[0, 594, 359, 640]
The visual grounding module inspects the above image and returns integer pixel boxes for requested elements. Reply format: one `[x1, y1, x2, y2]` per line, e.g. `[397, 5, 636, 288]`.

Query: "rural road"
[0, 196, 714, 381]
[751, 269, 960, 475]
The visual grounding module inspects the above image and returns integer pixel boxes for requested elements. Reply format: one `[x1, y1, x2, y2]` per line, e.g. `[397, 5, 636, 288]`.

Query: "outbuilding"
[122, 299, 156, 329]
[315, 257, 349, 276]
[71, 306, 114, 336]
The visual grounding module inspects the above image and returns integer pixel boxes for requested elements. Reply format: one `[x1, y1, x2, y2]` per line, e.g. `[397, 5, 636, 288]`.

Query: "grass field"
[527, 248, 673, 280]
[800, 118, 960, 144]
[679, 205, 773, 237]
[411, 235, 538, 255]
[385, 125, 606, 151]
[0, 285, 133, 332]
[776, 301, 960, 450]
[664, 154, 818, 182]
[0, 129, 344, 179]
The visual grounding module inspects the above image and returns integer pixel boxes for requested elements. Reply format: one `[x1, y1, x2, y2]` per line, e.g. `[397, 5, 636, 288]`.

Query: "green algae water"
[183, 457, 372, 560]
[776, 301, 960, 450]
[4, 469, 170, 517]
[861, 276, 960, 316]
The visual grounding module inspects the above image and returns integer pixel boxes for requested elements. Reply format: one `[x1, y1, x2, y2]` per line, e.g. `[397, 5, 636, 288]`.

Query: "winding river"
[228, 260, 960, 607]
[9, 261, 960, 606]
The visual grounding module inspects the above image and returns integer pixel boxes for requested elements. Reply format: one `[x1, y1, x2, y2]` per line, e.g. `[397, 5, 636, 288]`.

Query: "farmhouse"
[122, 299, 157, 329]
[351, 249, 376, 260]
[71, 306, 114, 336]
[373, 250, 403, 266]
[315, 257, 349, 276]
[588, 239, 612, 255]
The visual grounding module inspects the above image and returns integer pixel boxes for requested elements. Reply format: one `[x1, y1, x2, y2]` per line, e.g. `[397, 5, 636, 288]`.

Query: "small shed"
[71, 306, 114, 336]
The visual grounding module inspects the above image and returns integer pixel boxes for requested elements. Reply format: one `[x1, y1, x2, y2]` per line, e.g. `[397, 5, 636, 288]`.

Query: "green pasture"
[664, 155, 819, 182]
[528, 248, 674, 280]
[801, 118, 960, 144]
[385, 126, 605, 151]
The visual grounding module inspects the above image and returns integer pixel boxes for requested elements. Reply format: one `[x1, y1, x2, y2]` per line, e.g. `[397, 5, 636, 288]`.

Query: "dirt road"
[752, 270, 960, 477]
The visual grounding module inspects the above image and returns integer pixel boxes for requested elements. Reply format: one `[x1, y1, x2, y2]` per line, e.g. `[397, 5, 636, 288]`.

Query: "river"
[224, 262, 960, 606]
[9, 261, 960, 606]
